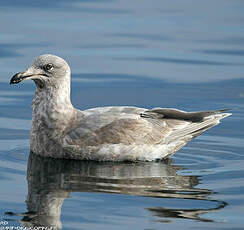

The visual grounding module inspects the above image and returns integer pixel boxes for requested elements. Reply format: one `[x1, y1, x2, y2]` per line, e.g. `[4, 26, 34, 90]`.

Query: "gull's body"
[10, 54, 231, 161]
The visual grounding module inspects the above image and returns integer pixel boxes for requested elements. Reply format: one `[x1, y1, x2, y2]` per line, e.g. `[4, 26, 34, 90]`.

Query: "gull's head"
[10, 54, 70, 89]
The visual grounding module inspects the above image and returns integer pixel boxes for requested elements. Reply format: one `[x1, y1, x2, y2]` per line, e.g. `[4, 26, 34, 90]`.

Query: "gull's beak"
[10, 71, 29, 84]
[10, 68, 46, 85]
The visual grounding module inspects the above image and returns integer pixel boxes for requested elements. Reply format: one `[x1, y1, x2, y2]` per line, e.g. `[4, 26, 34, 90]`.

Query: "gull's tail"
[167, 110, 232, 143]
[142, 108, 232, 158]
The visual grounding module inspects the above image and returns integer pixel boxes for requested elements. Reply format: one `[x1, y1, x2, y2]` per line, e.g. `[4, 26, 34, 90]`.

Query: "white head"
[10, 54, 71, 90]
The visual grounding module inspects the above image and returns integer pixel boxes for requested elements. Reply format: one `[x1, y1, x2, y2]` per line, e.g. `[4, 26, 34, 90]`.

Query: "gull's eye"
[43, 63, 53, 71]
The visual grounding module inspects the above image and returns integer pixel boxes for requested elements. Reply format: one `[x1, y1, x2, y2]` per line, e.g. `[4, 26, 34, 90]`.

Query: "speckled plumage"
[10, 54, 231, 161]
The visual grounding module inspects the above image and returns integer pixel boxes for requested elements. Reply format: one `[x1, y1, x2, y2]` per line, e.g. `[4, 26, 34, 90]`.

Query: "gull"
[10, 54, 231, 161]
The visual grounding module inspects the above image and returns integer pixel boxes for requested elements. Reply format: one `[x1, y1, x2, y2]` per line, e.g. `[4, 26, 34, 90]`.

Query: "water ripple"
[118, 57, 237, 66]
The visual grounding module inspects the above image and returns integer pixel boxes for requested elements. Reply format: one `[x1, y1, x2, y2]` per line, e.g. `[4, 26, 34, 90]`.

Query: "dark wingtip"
[217, 108, 232, 113]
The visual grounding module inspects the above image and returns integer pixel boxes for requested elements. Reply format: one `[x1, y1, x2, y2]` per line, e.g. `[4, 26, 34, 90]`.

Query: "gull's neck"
[31, 74, 76, 132]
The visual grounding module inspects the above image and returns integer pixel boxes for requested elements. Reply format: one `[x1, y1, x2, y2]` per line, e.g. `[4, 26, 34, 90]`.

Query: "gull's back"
[60, 106, 231, 161]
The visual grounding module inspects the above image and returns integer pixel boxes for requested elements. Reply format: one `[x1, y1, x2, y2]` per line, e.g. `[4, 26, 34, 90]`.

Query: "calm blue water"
[0, 0, 244, 229]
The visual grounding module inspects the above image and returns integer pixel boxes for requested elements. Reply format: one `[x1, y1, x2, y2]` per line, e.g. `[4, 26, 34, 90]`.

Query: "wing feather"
[64, 107, 231, 150]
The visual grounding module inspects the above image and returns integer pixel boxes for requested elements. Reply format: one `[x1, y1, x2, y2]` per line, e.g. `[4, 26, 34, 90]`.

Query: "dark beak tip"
[10, 72, 24, 85]
[9, 80, 17, 85]
[9, 78, 15, 85]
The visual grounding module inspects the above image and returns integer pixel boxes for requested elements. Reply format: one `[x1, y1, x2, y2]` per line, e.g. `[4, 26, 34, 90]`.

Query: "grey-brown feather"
[64, 107, 231, 147]
[141, 108, 231, 122]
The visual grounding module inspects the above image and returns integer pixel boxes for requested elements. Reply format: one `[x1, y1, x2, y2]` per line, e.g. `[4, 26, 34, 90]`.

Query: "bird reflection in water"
[5, 152, 227, 229]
